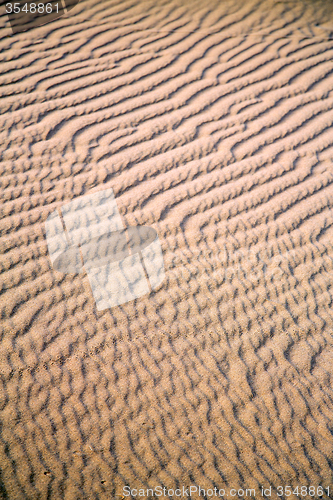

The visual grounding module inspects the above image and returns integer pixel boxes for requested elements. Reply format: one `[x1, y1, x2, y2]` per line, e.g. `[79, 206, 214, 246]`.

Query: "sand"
[1, 0, 333, 498]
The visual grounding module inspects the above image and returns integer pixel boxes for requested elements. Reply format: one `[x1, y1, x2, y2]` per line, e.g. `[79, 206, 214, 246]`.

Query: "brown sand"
[1, 0, 333, 498]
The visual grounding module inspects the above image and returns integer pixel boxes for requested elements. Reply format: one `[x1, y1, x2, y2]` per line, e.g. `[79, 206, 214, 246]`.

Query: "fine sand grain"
[1, 0, 333, 498]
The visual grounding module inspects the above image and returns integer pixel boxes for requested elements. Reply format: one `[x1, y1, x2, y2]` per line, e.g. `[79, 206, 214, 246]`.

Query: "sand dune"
[1, 0, 333, 498]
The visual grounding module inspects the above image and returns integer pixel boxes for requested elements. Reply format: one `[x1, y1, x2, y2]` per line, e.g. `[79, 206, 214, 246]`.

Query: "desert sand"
[1, 0, 333, 498]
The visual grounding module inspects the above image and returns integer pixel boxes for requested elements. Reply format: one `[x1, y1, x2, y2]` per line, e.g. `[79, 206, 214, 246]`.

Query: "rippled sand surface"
[1, 0, 333, 498]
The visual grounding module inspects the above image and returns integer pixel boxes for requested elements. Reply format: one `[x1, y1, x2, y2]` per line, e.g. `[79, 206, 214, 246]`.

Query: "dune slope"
[1, 0, 333, 498]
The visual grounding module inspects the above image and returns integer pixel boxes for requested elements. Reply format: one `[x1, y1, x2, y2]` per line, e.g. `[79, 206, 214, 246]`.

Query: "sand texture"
[1, 0, 333, 498]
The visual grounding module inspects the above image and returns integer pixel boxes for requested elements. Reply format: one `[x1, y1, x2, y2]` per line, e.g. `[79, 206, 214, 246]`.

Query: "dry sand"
[1, 0, 333, 498]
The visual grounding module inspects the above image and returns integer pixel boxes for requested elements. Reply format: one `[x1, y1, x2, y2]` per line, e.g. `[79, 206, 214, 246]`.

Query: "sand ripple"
[1, 0, 333, 498]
